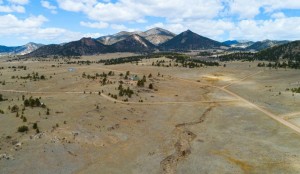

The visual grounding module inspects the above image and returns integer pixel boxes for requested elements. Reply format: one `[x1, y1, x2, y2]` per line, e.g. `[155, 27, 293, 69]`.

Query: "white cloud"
[31, 28, 102, 42]
[145, 22, 165, 30]
[271, 12, 285, 19]
[57, 0, 97, 12]
[230, 17, 300, 40]
[146, 20, 234, 41]
[0, 14, 47, 29]
[41, 0, 57, 14]
[0, 14, 101, 44]
[57, 0, 223, 22]
[263, 0, 300, 12]
[55, 0, 300, 22]
[110, 24, 138, 32]
[8, 0, 29, 5]
[82, 32, 102, 38]
[41, 0, 56, 10]
[53, 0, 300, 42]
[0, 0, 29, 13]
[0, 4, 25, 13]
[80, 21, 109, 29]
[110, 24, 128, 31]
[227, 0, 261, 19]
[226, 0, 300, 19]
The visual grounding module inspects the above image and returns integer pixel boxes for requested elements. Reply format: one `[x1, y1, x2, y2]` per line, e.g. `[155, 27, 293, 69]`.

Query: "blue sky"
[1, 0, 300, 46]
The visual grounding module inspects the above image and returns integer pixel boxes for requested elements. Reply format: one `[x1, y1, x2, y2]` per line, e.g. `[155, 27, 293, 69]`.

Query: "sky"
[1, 0, 300, 46]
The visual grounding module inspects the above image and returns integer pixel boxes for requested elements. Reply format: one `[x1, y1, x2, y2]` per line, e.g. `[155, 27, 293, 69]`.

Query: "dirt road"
[1, 69, 300, 135]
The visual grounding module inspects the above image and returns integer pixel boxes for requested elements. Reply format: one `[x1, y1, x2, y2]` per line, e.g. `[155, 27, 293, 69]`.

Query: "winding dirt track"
[0, 89, 239, 105]
[1, 67, 300, 134]
[174, 72, 300, 134]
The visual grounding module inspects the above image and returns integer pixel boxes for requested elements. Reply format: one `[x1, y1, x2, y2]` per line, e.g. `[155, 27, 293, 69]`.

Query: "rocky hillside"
[111, 34, 157, 52]
[97, 27, 175, 46]
[97, 31, 140, 45]
[139, 27, 175, 45]
[0, 43, 43, 55]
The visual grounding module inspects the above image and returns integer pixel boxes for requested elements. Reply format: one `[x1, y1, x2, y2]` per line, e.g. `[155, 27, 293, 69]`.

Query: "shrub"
[33, 123, 38, 129]
[11, 105, 19, 113]
[149, 83, 153, 89]
[0, 94, 4, 101]
[18, 126, 28, 132]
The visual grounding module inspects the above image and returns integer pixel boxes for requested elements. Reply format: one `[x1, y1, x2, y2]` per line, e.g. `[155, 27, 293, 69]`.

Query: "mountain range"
[26, 28, 229, 57]
[246, 40, 289, 51]
[0, 43, 43, 56]
[222, 40, 289, 50]
[0, 27, 294, 57]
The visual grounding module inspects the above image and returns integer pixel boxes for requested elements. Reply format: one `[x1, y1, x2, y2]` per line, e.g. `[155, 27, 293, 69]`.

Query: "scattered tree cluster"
[82, 71, 115, 86]
[8, 66, 27, 71]
[98, 53, 191, 65]
[291, 87, 300, 93]
[24, 97, 46, 108]
[197, 51, 213, 56]
[11, 105, 19, 113]
[166, 54, 220, 67]
[137, 75, 147, 87]
[257, 61, 300, 69]
[218, 52, 255, 61]
[118, 84, 134, 98]
[13, 72, 46, 81]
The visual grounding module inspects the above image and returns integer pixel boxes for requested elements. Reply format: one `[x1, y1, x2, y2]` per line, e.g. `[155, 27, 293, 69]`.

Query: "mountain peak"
[80, 37, 92, 41]
[184, 29, 193, 33]
[79, 37, 98, 46]
[181, 30, 196, 36]
[160, 29, 227, 50]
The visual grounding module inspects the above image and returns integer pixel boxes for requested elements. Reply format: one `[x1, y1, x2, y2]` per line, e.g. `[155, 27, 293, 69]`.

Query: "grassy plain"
[0, 53, 300, 174]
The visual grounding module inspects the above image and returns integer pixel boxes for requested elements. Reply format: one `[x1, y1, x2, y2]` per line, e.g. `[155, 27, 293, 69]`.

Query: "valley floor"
[0, 54, 300, 174]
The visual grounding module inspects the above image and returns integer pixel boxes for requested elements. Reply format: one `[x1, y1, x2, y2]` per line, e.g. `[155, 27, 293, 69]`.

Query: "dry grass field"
[0, 53, 300, 174]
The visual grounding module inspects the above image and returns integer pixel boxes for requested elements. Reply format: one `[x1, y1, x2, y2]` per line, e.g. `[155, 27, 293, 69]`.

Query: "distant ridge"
[0, 42, 43, 55]
[256, 40, 300, 61]
[160, 30, 228, 50]
[222, 40, 239, 46]
[26, 38, 108, 57]
[246, 40, 290, 51]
